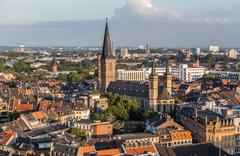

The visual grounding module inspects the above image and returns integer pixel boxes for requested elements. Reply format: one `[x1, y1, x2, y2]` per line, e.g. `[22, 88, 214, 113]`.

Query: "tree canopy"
[34, 70, 50, 80]
[93, 93, 158, 131]
[68, 128, 86, 139]
[67, 71, 88, 83]
[0, 60, 4, 72]
[13, 61, 31, 73]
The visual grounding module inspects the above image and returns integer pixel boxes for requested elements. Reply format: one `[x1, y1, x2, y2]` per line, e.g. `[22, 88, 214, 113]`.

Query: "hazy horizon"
[0, 0, 240, 47]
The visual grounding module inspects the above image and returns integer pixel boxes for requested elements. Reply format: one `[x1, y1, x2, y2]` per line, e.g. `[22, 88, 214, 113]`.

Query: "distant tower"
[146, 42, 150, 56]
[111, 41, 116, 57]
[51, 57, 58, 74]
[99, 19, 116, 91]
[149, 58, 158, 111]
[196, 55, 200, 67]
[163, 58, 172, 95]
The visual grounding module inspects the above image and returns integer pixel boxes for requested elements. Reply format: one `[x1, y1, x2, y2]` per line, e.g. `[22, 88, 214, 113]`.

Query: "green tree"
[34, 70, 50, 80]
[13, 61, 31, 73]
[108, 104, 129, 121]
[203, 74, 215, 79]
[0, 60, 4, 72]
[56, 73, 68, 82]
[143, 109, 158, 120]
[69, 128, 86, 139]
[3, 52, 29, 57]
[142, 60, 152, 68]
[67, 71, 88, 82]
[93, 112, 124, 130]
[9, 110, 20, 120]
[206, 52, 213, 66]
[105, 93, 141, 121]
[174, 99, 183, 104]
[222, 61, 229, 71]
[16, 74, 29, 81]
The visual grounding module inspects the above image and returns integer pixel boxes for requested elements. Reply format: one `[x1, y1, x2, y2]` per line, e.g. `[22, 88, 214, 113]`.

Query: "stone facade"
[177, 107, 236, 155]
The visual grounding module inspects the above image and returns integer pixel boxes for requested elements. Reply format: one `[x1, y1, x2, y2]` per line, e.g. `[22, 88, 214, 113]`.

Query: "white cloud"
[113, 0, 182, 20]
[114, 0, 239, 24]
[127, 0, 181, 19]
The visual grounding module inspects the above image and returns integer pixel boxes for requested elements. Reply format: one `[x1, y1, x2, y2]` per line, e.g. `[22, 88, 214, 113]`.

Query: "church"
[98, 20, 175, 113]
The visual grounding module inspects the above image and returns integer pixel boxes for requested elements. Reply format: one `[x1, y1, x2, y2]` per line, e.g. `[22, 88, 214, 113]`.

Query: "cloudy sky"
[0, 0, 240, 47]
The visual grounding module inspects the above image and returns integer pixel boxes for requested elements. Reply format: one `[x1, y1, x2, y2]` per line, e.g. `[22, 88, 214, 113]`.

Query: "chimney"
[205, 116, 208, 125]
[194, 108, 198, 118]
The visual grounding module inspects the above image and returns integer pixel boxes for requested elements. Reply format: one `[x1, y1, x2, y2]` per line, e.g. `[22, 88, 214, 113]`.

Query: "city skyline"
[0, 0, 240, 47]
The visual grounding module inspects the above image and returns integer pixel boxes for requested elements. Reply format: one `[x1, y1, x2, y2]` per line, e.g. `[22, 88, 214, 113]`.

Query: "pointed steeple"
[166, 58, 171, 75]
[151, 58, 156, 75]
[102, 18, 113, 58]
[51, 57, 57, 66]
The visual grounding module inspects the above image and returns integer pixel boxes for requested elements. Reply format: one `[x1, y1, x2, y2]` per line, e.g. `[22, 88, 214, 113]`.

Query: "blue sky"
[0, 0, 240, 47]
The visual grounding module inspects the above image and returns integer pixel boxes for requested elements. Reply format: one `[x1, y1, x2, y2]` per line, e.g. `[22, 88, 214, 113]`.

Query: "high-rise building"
[120, 48, 129, 58]
[98, 19, 116, 91]
[194, 48, 201, 55]
[227, 49, 238, 59]
[146, 42, 150, 56]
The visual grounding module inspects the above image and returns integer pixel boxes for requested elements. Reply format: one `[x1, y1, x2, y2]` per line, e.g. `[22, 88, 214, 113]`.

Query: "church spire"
[102, 18, 113, 58]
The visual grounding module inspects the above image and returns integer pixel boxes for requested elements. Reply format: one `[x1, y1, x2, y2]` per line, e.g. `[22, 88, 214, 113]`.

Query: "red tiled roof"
[126, 146, 157, 155]
[82, 146, 95, 154]
[14, 103, 33, 111]
[0, 130, 14, 145]
[170, 130, 192, 141]
[32, 111, 45, 120]
[40, 101, 61, 108]
[18, 89, 33, 95]
[97, 148, 121, 156]
[48, 81, 62, 87]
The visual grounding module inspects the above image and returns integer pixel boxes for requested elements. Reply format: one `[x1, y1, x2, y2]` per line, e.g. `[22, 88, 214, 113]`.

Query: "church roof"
[158, 87, 173, 100]
[107, 80, 149, 98]
[107, 80, 172, 100]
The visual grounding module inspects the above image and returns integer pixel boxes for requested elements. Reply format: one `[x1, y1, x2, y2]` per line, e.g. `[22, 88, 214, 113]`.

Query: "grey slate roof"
[107, 80, 172, 100]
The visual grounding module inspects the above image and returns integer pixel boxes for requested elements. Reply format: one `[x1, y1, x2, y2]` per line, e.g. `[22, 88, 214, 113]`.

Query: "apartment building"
[73, 120, 113, 138]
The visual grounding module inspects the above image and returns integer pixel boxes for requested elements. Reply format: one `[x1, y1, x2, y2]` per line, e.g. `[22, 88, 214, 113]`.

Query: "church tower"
[149, 58, 158, 111]
[163, 58, 172, 95]
[51, 57, 58, 74]
[98, 19, 116, 91]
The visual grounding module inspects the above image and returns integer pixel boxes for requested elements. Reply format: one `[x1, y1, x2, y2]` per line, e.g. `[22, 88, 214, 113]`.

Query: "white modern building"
[120, 48, 130, 58]
[117, 69, 147, 82]
[227, 49, 238, 59]
[194, 48, 201, 55]
[209, 45, 220, 52]
[117, 64, 206, 82]
[171, 64, 206, 82]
